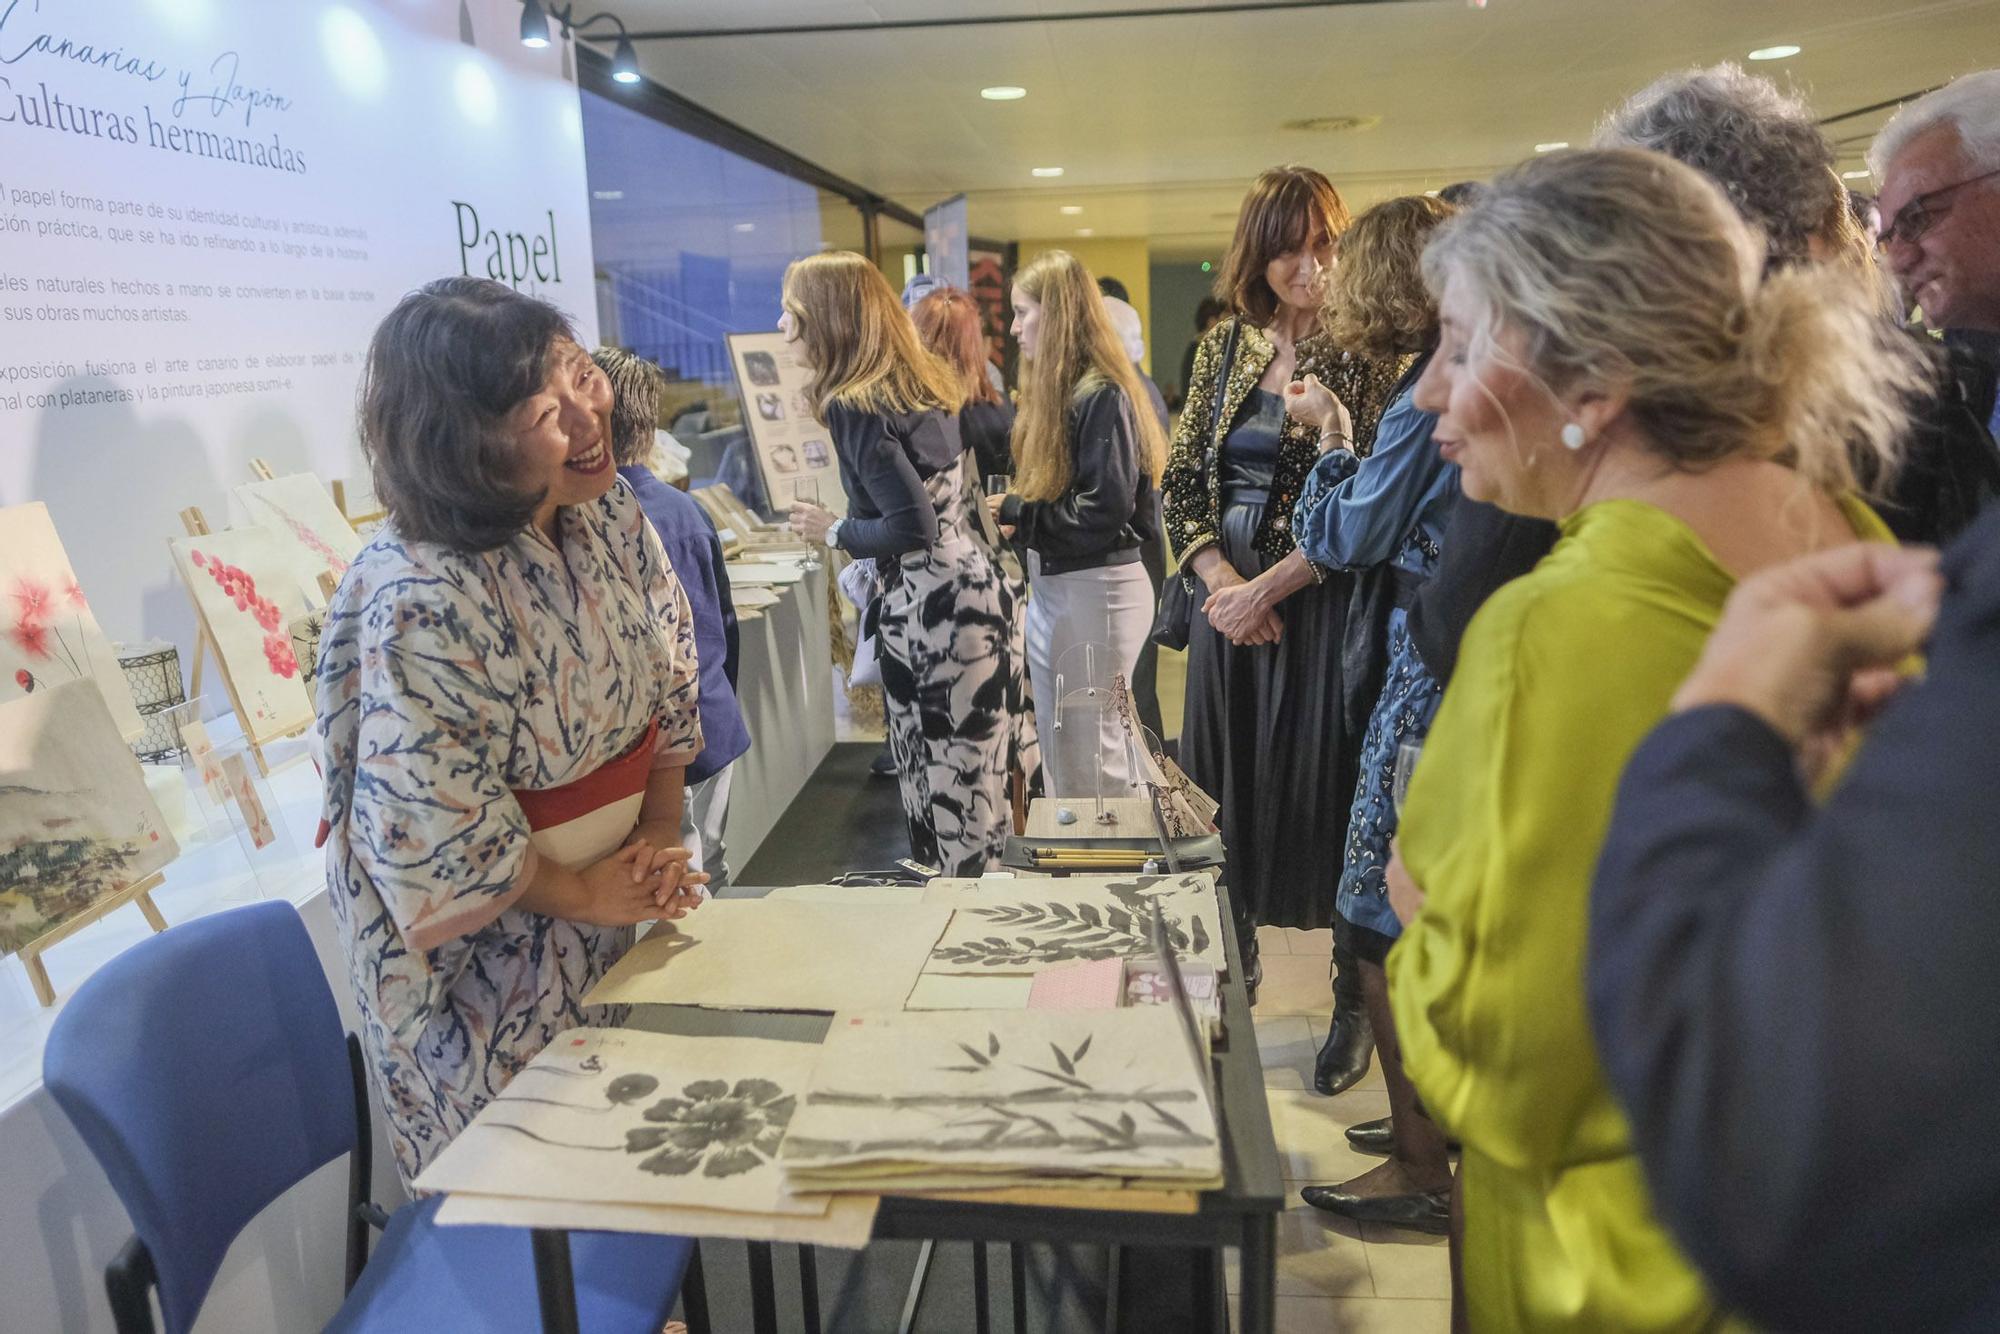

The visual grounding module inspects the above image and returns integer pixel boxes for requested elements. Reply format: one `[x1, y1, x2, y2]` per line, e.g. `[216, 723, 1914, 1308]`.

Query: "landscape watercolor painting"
[0, 502, 146, 742]
[0, 680, 179, 956]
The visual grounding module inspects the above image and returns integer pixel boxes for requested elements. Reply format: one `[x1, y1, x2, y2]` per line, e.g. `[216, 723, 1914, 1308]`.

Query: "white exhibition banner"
[0, 0, 600, 649]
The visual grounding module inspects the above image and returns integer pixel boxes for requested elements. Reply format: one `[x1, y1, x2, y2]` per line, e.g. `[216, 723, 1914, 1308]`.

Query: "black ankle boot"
[1313, 919, 1374, 1095]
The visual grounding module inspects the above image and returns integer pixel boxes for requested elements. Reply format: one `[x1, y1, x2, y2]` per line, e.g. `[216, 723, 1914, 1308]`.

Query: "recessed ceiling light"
[1075, 227, 1094, 237]
[1842, 168, 1872, 180]
[981, 85, 1027, 101]
[1534, 141, 1569, 153]
[592, 190, 624, 200]
[1748, 44, 1800, 60]
[1059, 205, 1084, 215]
[733, 222, 755, 233]
[1031, 166, 1064, 178]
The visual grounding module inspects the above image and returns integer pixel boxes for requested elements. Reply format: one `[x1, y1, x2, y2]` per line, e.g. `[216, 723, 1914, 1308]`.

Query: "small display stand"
[1046, 639, 1133, 828]
[16, 873, 165, 1007]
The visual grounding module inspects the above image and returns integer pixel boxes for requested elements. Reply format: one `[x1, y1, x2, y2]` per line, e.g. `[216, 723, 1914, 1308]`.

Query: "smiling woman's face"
[509, 338, 616, 516]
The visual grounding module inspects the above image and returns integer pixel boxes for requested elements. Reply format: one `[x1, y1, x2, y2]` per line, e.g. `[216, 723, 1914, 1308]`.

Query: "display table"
[603, 878, 1282, 1334]
[719, 562, 837, 871]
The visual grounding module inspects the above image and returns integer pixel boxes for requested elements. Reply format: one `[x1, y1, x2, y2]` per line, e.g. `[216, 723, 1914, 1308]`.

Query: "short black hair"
[1096, 276, 1131, 303]
[1436, 181, 1486, 207]
[358, 277, 574, 552]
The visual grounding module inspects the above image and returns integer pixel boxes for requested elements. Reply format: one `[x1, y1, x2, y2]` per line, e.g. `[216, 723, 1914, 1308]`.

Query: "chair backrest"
[43, 901, 358, 1334]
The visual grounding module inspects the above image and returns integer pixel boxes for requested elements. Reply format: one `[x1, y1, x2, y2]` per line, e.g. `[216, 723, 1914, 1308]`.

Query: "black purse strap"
[1204, 317, 1245, 470]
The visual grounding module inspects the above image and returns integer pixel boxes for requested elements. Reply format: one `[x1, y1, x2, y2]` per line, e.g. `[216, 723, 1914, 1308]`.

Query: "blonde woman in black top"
[990, 250, 1168, 797]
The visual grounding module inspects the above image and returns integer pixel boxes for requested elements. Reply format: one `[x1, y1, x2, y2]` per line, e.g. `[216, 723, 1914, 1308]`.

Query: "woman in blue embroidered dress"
[1286, 197, 1462, 1235]
[317, 278, 708, 1184]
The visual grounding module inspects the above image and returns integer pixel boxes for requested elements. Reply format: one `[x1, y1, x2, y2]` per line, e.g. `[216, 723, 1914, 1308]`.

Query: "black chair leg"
[681, 1240, 712, 1334]
[343, 1035, 374, 1292]
[1009, 1243, 1028, 1334]
[798, 1244, 822, 1334]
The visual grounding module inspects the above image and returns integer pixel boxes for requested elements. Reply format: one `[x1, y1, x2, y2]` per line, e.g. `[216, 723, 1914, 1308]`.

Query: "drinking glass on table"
[794, 478, 823, 572]
[1392, 740, 1424, 817]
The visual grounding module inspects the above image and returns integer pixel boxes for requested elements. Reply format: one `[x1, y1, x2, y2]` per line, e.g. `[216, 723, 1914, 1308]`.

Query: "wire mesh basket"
[116, 641, 187, 763]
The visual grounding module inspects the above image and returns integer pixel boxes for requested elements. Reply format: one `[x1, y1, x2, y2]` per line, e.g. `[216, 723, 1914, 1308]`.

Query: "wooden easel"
[17, 871, 167, 1006]
[329, 478, 387, 529]
[175, 507, 308, 776]
[248, 456, 275, 481]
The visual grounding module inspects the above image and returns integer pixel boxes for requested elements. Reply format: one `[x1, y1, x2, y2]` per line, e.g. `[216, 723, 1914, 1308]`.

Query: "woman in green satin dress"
[1383, 150, 1926, 1330]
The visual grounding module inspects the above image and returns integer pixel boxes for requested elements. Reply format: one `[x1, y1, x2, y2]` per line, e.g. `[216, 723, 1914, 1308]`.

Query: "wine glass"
[1391, 740, 1424, 818]
[794, 478, 823, 572]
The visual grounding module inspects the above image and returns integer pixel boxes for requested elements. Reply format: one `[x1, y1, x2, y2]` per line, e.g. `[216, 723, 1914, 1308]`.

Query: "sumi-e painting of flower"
[229, 474, 362, 607]
[0, 680, 179, 957]
[0, 503, 146, 742]
[415, 1028, 830, 1218]
[170, 527, 314, 744]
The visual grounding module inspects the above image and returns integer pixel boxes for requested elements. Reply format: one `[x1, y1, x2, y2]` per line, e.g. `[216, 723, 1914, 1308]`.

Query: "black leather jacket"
[999, 383, 1161, 576]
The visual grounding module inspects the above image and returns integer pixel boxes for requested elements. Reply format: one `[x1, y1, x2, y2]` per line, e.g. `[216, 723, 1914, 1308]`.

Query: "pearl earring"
[1560, 422, 1587, 451]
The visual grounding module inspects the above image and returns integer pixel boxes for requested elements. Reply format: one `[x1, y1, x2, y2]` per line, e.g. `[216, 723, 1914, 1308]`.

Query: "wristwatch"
[825, 518, 845, 551]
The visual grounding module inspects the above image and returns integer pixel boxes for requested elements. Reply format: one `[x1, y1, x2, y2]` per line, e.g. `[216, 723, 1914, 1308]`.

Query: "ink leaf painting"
[0, 502, 145, 742]
[229, 474, 362, 607]
[0, 680, 179, 956]
[170, 526, 314, 744]
[920, 874, 1228, 976]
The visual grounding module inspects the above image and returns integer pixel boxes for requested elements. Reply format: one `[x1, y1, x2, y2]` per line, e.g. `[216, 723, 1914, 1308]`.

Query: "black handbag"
[1152, 318, 1243, 650]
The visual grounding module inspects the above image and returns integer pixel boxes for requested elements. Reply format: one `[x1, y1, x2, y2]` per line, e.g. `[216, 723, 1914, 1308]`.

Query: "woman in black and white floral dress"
[783, 252, 1027, 873]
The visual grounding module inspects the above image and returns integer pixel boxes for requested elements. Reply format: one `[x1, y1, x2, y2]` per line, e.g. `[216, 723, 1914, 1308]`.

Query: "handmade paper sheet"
[919, 874, 1227, 976]
[781, 1008, 1221, 1188]
[230, 474, 363, 606]
[0, 502, 145, 741]
[435, 1191, 880, 1249]
[582, 900, 953, 1013]
[0, 680, 179, 955]
[169, 527, 314, 743]
[416, 1028, 827, 1215]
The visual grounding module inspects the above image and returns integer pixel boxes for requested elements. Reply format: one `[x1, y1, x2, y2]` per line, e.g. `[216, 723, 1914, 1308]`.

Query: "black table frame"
[531, 879, 1283, 1334]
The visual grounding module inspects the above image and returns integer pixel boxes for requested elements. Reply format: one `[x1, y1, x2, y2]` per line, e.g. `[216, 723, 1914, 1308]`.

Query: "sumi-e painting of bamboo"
[170, 526, 314, 744]
[415, 1028, 830, 1217]
[781, 1008, 1220, 1189]
[0, 680, 178, 957]
[920, 874, 1228, 975]
[0, 502, 146, 742]
[230, 474, 362, 606]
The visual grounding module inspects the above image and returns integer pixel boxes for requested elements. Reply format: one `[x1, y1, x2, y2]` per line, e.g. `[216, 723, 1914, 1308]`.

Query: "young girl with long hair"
[781, 252, 1022, 873]
[990, 250, 1168, 795]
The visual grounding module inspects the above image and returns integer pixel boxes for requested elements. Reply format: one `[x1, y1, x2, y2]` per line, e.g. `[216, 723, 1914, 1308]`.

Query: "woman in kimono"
[782, 252, 1021, 875]
[316, 277, 708, 1185]
[1384, 151, 1921, 1329]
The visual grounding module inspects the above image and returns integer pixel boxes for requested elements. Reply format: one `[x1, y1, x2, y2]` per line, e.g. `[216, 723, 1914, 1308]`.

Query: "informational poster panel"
[0, 0, 599, 647]
[725, 332, 847, 518]
[923, 194, 970, 294]
[968, 246, 1012, 383]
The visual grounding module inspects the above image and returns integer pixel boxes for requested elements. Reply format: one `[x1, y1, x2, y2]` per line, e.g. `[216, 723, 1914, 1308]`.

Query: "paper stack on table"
[779, 1008, 1221, 1195]
[420, 1028, 878, 1246]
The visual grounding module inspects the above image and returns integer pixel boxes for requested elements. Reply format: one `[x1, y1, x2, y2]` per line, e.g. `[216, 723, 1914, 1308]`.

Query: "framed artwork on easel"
[725, 331, 848, 518]
[1, 680, 177, 1005]
[168, 524, 314, 761]
[0, 502, 147, 742]
[229, 472, 363, 607]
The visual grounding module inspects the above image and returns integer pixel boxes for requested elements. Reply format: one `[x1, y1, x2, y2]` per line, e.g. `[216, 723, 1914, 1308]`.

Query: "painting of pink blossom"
[230, 473, 362, 606]
[0, 503, 146, 743]
[0, 680, 179, 956]
[170, 527, 314, 744]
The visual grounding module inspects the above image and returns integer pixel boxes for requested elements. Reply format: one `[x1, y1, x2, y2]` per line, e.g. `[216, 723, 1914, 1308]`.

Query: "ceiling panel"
[601, 0, 2000, 250]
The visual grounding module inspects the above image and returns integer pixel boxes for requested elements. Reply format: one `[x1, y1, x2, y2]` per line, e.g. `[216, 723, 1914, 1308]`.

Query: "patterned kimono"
[317, 482, 702, 1183]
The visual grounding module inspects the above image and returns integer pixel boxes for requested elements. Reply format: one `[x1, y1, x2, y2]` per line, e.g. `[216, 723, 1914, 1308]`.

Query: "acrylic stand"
[1049, 639, 1131, 829]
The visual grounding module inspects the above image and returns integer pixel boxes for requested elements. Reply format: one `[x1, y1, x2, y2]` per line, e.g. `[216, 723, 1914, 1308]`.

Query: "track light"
[611, 34, 640, 82]
[519, 0, 551, 48]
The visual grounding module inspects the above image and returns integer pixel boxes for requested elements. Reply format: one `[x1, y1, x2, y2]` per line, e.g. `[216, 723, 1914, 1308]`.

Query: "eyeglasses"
[1878, 167, 2000, 249]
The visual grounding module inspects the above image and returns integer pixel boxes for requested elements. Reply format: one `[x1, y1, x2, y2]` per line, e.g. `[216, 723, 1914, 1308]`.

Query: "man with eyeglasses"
[1872, 71, 2000, 465]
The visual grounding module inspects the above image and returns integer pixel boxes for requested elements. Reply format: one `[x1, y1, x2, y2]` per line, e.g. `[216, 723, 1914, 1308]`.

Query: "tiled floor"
[1234, 926, 1452, 1331]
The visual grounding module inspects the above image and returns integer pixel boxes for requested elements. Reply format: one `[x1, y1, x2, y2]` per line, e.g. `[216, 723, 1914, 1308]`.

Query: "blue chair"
[43, 900, 701, 1333]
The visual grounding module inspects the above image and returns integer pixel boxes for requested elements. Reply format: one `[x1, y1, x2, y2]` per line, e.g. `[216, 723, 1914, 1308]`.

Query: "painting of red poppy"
[0, 679, 179, 956]
[0, 503, 146, 743]
[170, 527, 314, 744]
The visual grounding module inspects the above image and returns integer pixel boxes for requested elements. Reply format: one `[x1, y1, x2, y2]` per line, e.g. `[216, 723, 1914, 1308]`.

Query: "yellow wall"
[1014, 237, 1154, 374]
